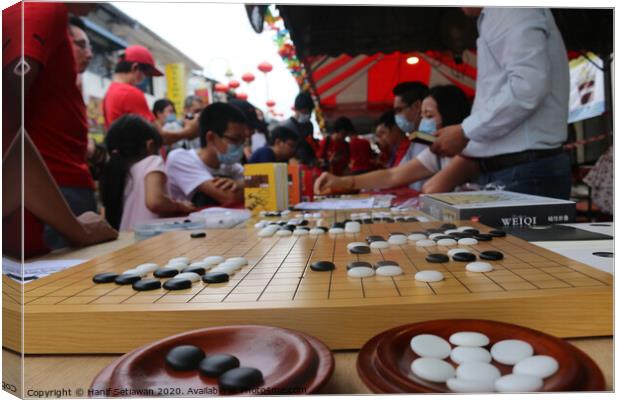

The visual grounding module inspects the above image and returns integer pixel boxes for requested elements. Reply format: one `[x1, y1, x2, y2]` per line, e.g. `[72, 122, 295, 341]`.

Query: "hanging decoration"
[266, 99, 276, 108]
[228, 79, 240, 89]
[242, 72, 255, 83]
[236, 92, 248, 101]
[214, 82, 228, 93]
[263, 6, 325, 132]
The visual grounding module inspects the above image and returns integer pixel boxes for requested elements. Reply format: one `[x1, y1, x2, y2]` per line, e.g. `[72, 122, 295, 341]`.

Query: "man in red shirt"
[3, 2, 117, 257]
[333, 117, 374, 175]
[103, 45, 199, 145]
[318, 118, 350, 176]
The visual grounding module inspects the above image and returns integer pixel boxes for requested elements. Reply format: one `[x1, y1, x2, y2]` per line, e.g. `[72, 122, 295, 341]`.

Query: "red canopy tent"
[305, 50, 477, 124]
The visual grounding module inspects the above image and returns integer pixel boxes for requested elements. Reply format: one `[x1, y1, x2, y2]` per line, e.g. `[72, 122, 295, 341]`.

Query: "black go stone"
[132, 279, 162, 291]
[92, 272, 118, 284]
[389, 232, 406, 236]
[474, 233, 493, 241]
[489, 230, 507, 237]
[154, 268, 179, 278]
[373, 217, 382, 222]
[350, 246, 371, 254]
[383, 217, 395, 223]
[331, 222, 345, 229]
[462, 229, 480, 234]
[190, 232, 206, 238]
[203, 272, 229, 284]
[183, 266, 206, 275]
[342, 219, 352, 224]
[375, 260, 400, 268]
[183, 219, 192, 223]
[165, 345, 205, 371]
[310, 261, 335, 272]
[295, 226, 310, 231]
[283, 225, 296, 231]
[315, 226, 328, 232]
[199, 354, 240, 377]
[426, 228, 444, 234]
[433, 235, 455, 241]
[479, 250, 504, 261]
[366, 235, 385, 243]
[218, 367, 264, 393]
[440, 223, 457, 230]
[452, 252, 477, 262]
[362, 218, 374, 224]
[298, 220, 309, 226]
[114, 274, 141, 285]
[163, 278, 192, 290]
[394, 217, 405, 222]
[426, 253, 450, 263]
[405, 217, 419, 222]
[347, 261, 372, 270]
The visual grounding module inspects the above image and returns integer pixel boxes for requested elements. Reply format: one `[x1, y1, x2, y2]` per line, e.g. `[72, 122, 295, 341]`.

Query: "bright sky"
[114, 2, 299, 118]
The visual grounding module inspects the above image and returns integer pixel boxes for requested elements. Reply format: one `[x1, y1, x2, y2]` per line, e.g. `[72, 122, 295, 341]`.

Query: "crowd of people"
[3, 3, 575, 259]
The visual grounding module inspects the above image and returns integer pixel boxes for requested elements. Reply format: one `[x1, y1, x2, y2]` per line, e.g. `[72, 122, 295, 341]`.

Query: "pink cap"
[121, 45, 163, 76]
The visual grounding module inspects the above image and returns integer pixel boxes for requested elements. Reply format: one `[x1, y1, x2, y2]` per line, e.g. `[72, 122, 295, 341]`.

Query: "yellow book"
[243, 163, 288, 214]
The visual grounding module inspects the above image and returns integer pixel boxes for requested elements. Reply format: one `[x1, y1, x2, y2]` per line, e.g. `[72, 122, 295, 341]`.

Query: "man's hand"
[314, 172, 344, 195]
[212, 177, 238, 192]
[430, 124, 469, 157]
[176, 201, 197, 215]
[75, 211, 118, 246]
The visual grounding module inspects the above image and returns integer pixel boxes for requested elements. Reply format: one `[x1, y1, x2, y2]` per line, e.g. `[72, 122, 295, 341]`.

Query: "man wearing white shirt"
[431, 7, 571, 199]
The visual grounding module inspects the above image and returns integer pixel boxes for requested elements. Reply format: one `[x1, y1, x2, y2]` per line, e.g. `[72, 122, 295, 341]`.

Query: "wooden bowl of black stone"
[357, 319, 604, 393]
[90, 325, 334, 396]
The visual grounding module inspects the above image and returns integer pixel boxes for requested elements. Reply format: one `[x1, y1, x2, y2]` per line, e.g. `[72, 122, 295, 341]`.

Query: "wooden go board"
[4, 220, 612, 354]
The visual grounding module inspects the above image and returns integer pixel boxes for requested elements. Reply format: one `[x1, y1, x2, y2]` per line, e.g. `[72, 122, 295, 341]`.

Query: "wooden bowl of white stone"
[357, 319, 604, 393]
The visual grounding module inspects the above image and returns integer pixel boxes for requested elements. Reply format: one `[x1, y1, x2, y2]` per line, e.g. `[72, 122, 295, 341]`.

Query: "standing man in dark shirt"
[248, 127, 298, 164]
[280, 91, 318, 165]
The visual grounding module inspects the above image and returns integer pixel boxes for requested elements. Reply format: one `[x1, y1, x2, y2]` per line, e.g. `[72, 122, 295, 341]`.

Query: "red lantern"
[214, 83, 228, 93]
[228, 79, 240, 89]
[266, 100, 276, 108]
[241, 72, 255, 83]
[236, 92, 248, 101]
[258, 62, 273, 73]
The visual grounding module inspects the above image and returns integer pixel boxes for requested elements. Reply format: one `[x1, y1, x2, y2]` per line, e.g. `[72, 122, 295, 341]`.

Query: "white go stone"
[410, 358, 455, 383]
[415, 270, 444, 282]
[513, 355, 559, 379]
[347, 242, 368, 251]
[254, 221, 267, 229]
[415, 239, 436, 247]
[388, 235, 407, 245]
[494, 374, 543, 393]
[169, 256, 190, 265]
[447, 248, 472, 257]
[123, 268, 147, 276]
[293, 229, 309, 236]
[450, 346, 492, 364]
[466, 262, 494, 273]
[188, 261, 211, 270]
[408, 233, 427, 241]
[347, 267, 375, 278]
[458, 238, 479, 246]
[211, 262, 240, 275]
[135, 263, 159, 273]
[375, 265, 403, 276]
[491, 340, 534, 365]
[281, 210, 291, 216]
[444, 229, 460, 235]
[329, 227, 345, 234]
[309, 228, 326, 235]
[203, 256, 225, 266]
[275, 229, 293, 237]
[344, 221, 361, 233]
[446, 378, 496, 393]
[437, 238, 457, 246]
[429, 233, 444, 240]
[457, 226, 475, 232]
[449, 332, 490, 347]
[166, 261, 188, 271]
[456, 362, 501, 382]
[225, 257, 248, 267]
[174, 272, 201, 282]
[258, 226, 278, 237]
[370, 241, 389, 249]
[410, 334, 452, 359]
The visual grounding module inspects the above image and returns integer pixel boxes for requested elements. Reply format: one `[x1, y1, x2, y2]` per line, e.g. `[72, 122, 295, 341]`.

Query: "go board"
[5, 221, 612, 354]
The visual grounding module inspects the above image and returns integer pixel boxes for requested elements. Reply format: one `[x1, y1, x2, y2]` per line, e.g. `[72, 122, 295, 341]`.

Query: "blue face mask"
[165, 114, 177, 124]
[395, 113, 416, 133]
[217, 142, 244, 165]
[418, 118, 437, 134]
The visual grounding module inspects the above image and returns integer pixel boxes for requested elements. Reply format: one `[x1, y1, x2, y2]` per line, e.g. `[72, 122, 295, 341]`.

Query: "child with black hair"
[165, 102, 247, 207]
[100, 115, 195, 230]
[247, 126, 298, 163]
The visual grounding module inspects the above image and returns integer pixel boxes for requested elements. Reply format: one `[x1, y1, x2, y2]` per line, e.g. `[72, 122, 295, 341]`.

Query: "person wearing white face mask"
[314, 85, 478, 195]
[165, 103, 247, 207]
[281, 91, 319, 165]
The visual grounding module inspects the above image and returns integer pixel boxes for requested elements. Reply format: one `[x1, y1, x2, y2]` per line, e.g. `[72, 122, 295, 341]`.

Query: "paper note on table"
[2, 257, 86, 283]
[295, 197, 375, 210]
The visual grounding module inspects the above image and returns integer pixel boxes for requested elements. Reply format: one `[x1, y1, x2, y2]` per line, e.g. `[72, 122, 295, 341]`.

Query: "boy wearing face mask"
[103, 46, 198, 145]
[165, 103, 247, 207]
[280, 91, 318, 166]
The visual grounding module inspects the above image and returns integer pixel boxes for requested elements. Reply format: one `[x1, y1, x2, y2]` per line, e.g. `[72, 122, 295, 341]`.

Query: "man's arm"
[195, 179, 243, 207]
[461, 10, 552, 142]
[421, 156, 480, 194]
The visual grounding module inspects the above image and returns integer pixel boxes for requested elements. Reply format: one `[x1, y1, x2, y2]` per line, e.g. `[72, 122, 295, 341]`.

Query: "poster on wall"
[568, 52, 605, 123]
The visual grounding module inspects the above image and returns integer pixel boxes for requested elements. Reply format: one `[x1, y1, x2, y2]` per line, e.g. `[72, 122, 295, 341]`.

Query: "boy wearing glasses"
[165, 103, 247, 207]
